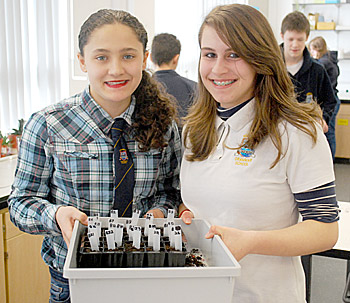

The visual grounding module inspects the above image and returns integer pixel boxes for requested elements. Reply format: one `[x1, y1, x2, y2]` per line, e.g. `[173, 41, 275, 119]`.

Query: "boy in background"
[280, 11, 337, 146]
[151, 33, 197, 123]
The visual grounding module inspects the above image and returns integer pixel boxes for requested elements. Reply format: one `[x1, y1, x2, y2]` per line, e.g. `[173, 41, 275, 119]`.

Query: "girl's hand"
[56, 206, 88, 248]
[145, 208, 164, 218]
[180, 209, 194, 225]
[205, 225, 254, 262]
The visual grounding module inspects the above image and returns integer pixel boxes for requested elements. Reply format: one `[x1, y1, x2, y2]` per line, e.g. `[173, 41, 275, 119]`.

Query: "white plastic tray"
[64, 218, 240, 303]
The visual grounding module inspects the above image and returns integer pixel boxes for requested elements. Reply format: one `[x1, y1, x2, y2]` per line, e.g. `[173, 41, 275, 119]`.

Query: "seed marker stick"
[105, 229, 115, 250]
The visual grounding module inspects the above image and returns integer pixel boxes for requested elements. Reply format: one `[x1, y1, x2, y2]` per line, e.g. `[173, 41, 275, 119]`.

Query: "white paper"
[131, 209, 141, 226]
[105, 229, 116, 250]
[168, 221, 175, 246]
[170, 226, 175, 248]
[148, 224, 156, 247]
[144, 213, 154, 236]
[133, 226, 142, 249]
[109, 221, 115, 230]
[88, 224, 97, 236]
[110, 209, 118, 219]
[153, 229, 160, 252]
[126, 219, 132, 231]
[128, 225, 134, 241]
[95, 221, 102, 238]
[88, 216, 96, 226]
[167, 209, 175, 221]
[115, 224, 123, 247]
[87, 232, 99, 251]
[163, 222, 168, 237]
[174, 226, 182, 251]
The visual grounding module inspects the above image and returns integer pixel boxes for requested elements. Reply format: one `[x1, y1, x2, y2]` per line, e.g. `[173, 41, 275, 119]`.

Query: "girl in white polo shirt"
[179, 4, 339, 303]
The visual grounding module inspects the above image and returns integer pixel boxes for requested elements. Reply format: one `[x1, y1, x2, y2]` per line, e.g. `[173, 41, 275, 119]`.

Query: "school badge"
[234, 136, 256, 166]
[119, 148, 128, 164]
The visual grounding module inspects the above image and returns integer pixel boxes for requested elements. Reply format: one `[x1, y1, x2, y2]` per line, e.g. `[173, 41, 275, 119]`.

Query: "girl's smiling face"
[78, 23, 148, 117]
[199, 26, 256, 109]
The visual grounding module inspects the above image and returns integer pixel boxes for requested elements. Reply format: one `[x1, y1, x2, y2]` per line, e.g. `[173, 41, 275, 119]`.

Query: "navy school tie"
[110, 118, 134, 217]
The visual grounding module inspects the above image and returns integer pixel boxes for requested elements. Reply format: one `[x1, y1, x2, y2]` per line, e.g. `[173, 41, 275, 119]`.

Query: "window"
[0, 0, 69, 134]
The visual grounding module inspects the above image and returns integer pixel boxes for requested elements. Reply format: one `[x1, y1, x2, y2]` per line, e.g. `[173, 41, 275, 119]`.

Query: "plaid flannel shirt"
[8, 87, 182, 271]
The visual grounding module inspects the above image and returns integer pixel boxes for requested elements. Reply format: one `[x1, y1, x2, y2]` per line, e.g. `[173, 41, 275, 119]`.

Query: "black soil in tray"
[77, 226, 203, 268]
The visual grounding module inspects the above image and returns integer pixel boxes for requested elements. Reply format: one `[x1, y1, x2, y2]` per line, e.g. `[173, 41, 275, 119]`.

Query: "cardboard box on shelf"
[316, 21, 336, 30]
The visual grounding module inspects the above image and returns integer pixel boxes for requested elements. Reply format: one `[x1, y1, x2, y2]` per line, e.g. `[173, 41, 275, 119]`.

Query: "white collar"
[215, 98, 256, 132]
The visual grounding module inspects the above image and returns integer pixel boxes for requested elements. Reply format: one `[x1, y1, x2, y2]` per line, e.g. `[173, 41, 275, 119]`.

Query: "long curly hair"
[79, 9, 176, 151]
[184, 4, 322, 168]
[133, 70, 177, 151]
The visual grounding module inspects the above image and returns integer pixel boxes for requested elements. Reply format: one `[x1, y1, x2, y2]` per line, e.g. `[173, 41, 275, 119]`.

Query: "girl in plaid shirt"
[8, 9, 182, 302]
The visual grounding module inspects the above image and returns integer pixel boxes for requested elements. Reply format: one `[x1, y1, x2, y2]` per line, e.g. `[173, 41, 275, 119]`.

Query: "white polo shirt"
[180, 99, 334, 303]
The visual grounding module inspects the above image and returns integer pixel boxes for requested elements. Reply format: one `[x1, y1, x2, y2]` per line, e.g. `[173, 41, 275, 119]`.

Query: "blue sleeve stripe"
[293, 181, 339, 223]
[295, 194, 337, 203]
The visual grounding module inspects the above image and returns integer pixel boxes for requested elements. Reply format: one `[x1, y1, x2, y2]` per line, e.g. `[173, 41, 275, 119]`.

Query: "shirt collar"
[215, 98, 256, 132]
[81, 86, 136, 135]
[114, 95, 136, 126]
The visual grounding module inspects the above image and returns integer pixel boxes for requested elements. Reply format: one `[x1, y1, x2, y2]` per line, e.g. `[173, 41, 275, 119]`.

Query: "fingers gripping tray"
[64, 218, 241, 303]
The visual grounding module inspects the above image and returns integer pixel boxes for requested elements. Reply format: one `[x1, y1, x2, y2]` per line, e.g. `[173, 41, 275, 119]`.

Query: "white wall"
[248, 0, 293, 41]
[67, 0, 350, 98]
[67, 0, 289, 96]
[267, 0, 293, 43]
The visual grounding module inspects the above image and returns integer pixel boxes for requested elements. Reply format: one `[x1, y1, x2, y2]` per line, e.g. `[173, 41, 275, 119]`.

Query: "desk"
[304, 201, 350, 302]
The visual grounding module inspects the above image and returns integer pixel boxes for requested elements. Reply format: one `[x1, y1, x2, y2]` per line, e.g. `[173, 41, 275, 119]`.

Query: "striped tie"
[110, 118, 134, 217]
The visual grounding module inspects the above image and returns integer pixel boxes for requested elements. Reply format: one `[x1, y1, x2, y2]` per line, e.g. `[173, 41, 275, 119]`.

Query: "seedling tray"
[64, 218, 241, 303]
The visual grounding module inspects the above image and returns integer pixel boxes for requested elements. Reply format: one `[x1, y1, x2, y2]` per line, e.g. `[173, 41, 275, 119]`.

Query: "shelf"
[311, 29, 350, 31]
[293, 3, 350, 5]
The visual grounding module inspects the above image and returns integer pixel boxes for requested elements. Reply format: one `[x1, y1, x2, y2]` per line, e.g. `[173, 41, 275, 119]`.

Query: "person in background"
[150, 33, 197, 125]
[8, 9, 181, 302]
[280, 11, 337, 152]
[179, 4, 338, 302]
[309, 36, 340, 160]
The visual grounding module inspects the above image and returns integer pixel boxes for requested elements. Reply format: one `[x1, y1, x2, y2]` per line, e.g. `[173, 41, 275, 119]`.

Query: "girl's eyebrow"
[92, 48, 110, 53]
[201, 46, 235, 53]
[92, 47, 139, 53]
[200, 47, 215, 51]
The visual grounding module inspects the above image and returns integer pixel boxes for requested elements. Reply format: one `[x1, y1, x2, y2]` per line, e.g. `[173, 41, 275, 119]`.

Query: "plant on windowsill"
[9, 118, 25, 153]
[0, 134, 11, 158]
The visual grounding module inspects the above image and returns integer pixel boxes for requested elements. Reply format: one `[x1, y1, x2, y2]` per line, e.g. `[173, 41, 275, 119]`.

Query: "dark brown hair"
[79, 9, 177, 151]
[151, 33, 181, 66]
[281, 11, 310, 37]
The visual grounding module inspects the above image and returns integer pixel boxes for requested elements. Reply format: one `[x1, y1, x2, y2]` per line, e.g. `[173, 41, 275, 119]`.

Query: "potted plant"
[9, 118, 25, 152]
[0, 135, 11, 157]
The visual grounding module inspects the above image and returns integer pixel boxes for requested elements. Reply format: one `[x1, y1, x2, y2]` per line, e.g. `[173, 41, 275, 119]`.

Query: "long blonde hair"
[184, 4, 322, 168]
[309, 36, 328, 59]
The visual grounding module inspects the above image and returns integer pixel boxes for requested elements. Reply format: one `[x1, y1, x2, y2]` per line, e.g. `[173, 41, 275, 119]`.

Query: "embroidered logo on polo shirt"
[234, 136, 255, 166]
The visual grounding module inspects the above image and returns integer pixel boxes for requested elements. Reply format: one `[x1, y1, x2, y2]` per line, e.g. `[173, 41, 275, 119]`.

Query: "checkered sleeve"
[7, 112, 62, 236]
[146, 121, 182, 216]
